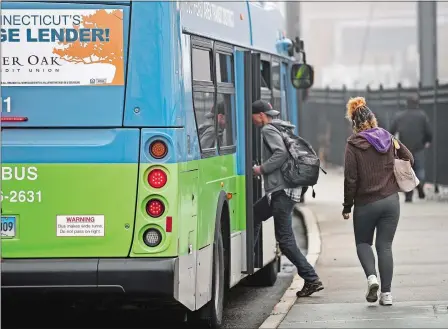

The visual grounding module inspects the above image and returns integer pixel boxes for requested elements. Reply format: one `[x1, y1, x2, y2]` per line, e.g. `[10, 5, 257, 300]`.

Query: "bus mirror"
[291, 63, 314, 89]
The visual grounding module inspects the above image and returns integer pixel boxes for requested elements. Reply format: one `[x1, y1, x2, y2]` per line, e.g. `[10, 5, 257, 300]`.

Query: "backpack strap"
[265, 122, 327, 176]
[262, 124, 325, 199]
[268, 122, 284, 133]
[262, 123, 284, 154]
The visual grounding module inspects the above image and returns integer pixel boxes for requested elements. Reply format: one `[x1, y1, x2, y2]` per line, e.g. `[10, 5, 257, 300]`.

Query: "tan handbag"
[392, 138, 420, 192]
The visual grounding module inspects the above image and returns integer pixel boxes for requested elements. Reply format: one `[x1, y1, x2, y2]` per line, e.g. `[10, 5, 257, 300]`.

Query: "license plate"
[1, 216, 16, 238]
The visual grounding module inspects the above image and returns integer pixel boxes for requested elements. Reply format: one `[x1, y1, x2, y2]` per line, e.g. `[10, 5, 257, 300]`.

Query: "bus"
[1, 1, 308, 327]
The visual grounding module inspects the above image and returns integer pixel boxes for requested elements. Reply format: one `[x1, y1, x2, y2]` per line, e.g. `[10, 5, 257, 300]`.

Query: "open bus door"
[250, 53, 264, 270]
[243, 50, 281, 282]
[243, 51, 269, 275]
[243, 50, 255, 275]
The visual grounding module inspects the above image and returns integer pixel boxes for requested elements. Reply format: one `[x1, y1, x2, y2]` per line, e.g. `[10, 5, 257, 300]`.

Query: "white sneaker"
[379, 292, 393, 306]
[365, 275, 379, 303]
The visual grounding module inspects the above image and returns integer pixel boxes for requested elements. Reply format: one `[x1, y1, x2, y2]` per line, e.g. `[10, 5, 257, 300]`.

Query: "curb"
[258, 205, 322, 329]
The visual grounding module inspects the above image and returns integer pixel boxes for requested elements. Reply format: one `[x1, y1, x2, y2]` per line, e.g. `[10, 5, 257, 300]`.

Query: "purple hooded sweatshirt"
[358, 127, 392, 153]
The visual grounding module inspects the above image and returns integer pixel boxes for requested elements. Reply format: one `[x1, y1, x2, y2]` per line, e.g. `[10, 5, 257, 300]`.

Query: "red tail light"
[146, 199, 165, 218]
[148, 169, 167, 188]
[166, 216, 172, 232]
[150, 140, 168, 159]
[1, 116, 28, 122]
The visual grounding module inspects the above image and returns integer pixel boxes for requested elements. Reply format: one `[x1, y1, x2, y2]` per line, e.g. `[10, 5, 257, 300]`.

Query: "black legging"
[353, 193, 400, 293]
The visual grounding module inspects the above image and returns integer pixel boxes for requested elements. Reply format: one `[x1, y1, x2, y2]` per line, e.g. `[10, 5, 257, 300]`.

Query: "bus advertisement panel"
[1, 9, 124, 87]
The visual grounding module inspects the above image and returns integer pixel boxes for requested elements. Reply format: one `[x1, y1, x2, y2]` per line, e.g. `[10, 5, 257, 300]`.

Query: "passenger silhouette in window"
[198, 101, 227, 150]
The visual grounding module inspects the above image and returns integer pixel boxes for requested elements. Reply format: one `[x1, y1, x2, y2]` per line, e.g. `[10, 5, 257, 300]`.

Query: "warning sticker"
[56, 215, 105, 237]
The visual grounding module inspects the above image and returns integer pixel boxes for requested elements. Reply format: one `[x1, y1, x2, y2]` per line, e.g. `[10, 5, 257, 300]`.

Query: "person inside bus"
[251, 99, 324, 298]
[198, 101, 227, 149]
[342, 97, 413, 306]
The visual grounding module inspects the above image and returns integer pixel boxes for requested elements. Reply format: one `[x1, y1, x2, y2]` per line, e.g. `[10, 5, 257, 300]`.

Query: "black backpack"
[262, 123, 326, 196]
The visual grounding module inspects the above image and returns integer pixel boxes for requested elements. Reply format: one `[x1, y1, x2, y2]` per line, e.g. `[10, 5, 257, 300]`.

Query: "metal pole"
[417, 1, 438, 191]
[417, 1, 437, 87]
[285, 1, 303, 133]
[286, 1, 301, 42]
[434, 80, 438, 193]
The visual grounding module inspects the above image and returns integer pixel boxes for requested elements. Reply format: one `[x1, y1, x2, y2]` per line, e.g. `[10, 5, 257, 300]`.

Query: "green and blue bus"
[1, 1, 307, 327]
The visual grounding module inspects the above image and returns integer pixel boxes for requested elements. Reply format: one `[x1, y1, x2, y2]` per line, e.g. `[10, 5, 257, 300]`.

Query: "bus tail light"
[143, 228, 162, 247]
[146, 199, 165, 218]
[1, 116, 28, 122]
[148, 169, 167, 188]
[166, 216, 172, 232]
[150, 140, 168, 159]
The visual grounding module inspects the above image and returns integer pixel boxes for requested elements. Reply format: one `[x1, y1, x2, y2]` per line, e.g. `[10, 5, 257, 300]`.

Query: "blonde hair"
[346, 96, 378, 133]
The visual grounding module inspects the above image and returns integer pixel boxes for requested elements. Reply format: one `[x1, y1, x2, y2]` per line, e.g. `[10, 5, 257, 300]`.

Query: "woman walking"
[342, 97, 413, 306]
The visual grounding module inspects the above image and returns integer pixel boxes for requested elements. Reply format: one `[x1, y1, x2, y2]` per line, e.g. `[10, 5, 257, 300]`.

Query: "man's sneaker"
[366, 275, 379, 303]
[379, 292, 393, 306]
[296, 280, 324, 297]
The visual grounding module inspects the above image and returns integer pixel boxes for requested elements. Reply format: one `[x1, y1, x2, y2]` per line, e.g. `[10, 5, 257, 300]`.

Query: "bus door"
[242, 51, 264, 275]
[251, 53, 264, 269]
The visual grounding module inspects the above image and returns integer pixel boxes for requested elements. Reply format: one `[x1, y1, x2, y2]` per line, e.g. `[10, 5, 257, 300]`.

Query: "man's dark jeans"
[405, 149, 426, 200]
[253, 190, 319, 283]
[413, 149, 426, 183]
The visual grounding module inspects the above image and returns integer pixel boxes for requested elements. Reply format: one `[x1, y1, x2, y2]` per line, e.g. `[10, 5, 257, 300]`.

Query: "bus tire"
[247, 257, 279, 287]
[188, 221, 225, 328]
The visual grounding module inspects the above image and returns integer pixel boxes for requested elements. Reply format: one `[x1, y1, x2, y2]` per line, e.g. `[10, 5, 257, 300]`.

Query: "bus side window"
[260, 59, 277, 121]
[281, 62, 288, 121]
[194, 91, 217, 151]
[216, 94, 235, 148]
[191, 46, 216, 153]
[260, 60, 271, 90]
[192, 48, 212, 82]
[216, 52, 236, 151]
[216, 53, 234, 84]
[272, 61, 283, 119]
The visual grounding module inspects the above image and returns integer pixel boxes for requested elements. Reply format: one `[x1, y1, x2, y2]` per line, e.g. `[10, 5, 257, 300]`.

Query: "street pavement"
[221, 215, 307, 328]
[280, 168, 448, 328]
[2, 212, 307, 329]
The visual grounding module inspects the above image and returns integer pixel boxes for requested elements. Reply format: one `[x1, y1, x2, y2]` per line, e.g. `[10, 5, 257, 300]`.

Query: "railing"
[299, 82, 448, 187]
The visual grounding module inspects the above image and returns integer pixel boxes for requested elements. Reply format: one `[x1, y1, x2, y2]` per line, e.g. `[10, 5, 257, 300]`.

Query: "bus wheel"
[247, 257, 279, 287]
[188, 222, 225, 328]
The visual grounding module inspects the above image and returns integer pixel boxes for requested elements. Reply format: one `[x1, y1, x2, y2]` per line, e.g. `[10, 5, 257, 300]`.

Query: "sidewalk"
[279, 169, 448, 328]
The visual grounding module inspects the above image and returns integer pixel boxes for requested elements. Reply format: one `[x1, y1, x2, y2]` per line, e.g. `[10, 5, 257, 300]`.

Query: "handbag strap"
[391, 136, 399, 158]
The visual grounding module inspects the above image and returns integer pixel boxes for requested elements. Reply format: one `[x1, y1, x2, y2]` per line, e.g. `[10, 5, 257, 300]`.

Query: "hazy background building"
[300, 1, 448, 89]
